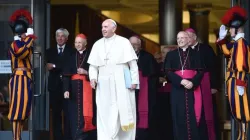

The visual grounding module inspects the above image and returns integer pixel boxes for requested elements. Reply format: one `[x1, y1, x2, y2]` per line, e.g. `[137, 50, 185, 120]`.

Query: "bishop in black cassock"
[63, 34, 97, 140]
[165, 31, 207, 140]
[186, 28, 219, 140]
[129, 36, 157, 140]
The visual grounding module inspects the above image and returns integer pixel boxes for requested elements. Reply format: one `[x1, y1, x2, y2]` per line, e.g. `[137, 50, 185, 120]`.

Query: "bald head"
[129, 36, 141, 53]
[177, 31, 188, 36]
[102, 19, 117, 38]
[74, 36, 87, 51]
[177, 31, 189, 48]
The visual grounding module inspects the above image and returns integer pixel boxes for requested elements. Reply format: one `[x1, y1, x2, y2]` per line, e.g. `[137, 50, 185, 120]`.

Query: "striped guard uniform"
[8, 36, 34, 121]
[217, 37, 250, 139]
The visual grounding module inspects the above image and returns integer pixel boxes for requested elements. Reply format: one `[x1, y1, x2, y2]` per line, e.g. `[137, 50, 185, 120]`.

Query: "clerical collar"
[104, 34, 116, 41]
[180, 46, 188, 51]
[78, 48, 86, 54]
[234, 33, 244, 41]
[191, 42, 199, 49]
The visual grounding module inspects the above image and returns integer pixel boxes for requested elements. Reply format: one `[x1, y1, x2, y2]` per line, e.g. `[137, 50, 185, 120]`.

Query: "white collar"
[57, 44, 65, 50]
[78, 48, 86, 54]
[180, 46, 188, 51]
[234, 33, 245, 41]
[191, 42, 198, 49]
[104, 34, 116, 41]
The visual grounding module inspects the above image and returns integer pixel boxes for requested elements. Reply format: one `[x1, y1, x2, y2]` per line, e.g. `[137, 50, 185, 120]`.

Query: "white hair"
[107, 19, 117, 27]
[56, 28, 69, 38]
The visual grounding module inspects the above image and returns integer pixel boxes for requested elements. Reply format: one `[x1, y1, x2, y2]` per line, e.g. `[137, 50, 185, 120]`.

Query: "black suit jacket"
[46, 45, 74, 92]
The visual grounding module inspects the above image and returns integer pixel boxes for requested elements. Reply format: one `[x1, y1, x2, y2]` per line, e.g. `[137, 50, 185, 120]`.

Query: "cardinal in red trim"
[62, 34, 97, 140]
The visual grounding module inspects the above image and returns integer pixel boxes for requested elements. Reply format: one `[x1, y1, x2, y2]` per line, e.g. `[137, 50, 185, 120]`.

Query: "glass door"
[0, 0, 49, 139]
[0, 2, 32, 140]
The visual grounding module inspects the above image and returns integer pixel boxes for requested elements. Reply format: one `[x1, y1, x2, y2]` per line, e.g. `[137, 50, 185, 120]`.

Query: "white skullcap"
[107, 19, 117, 27]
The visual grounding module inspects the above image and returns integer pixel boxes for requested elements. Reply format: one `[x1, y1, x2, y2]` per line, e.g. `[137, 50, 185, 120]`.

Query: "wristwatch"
[53, 64, 55, 68]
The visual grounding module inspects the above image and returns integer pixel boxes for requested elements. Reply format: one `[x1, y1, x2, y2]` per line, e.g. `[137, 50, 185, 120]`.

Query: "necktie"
[59, 48, 63, 55]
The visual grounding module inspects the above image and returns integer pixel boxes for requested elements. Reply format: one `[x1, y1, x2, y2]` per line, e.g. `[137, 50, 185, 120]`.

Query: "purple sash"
[201, 72, 215, 140]
[137, 71, 149, 128]
[175, 70, 202, 124]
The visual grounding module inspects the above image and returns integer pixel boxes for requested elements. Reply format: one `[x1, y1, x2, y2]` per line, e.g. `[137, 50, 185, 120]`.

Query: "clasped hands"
[77, 68, 88, 75]
[181, 79, 193, 89]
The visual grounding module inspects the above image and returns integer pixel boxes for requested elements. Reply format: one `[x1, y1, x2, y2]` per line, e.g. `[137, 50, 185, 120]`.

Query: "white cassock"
[88, 34, 139, 140]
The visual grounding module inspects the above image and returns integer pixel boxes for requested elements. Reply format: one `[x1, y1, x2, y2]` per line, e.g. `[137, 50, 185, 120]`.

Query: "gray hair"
[56, 28, 69, 38]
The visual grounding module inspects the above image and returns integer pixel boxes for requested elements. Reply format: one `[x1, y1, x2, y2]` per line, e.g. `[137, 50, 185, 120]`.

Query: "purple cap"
[185, 28, 196, 34]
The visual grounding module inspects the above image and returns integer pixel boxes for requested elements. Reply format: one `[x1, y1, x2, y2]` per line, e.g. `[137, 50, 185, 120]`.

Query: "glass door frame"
[0, 0, 33, 139]
[0, 0, 49, 139]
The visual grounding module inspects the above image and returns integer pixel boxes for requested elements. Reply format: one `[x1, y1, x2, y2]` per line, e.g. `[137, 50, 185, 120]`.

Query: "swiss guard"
[217, 6, 250, 139]
[8, 9, 36, 140]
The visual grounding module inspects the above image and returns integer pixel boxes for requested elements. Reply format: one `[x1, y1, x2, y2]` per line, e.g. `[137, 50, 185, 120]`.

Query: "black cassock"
[63, 49, 97, 140]
[164, 47, 208, 140]
[154, 61, 173, 140]
[192, 43, 220, 139]
[192, 43, 218, 89]
[135, 50, 158, 140]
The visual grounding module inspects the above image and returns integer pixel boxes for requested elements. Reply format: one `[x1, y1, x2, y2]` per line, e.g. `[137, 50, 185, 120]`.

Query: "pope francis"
[88, 19, 139, 140]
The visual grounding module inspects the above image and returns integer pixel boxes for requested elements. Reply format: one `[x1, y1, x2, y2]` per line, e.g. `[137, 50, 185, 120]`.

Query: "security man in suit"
[46, 28, 74, 140]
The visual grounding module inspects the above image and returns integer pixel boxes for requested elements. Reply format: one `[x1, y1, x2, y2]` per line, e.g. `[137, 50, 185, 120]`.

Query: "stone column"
[187, 3, 212, 44]
[159, 0, 183, 45]
[241, 0, 250, 41]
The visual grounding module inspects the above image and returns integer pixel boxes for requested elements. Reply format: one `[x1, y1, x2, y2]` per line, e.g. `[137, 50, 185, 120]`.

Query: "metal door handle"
[33, 51, 42, 97]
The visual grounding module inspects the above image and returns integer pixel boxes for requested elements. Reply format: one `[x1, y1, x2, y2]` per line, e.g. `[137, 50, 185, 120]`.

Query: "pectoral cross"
[181, 67, 184, 75]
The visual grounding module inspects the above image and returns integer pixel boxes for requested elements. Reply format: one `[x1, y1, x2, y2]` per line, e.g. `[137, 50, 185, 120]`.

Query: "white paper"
[0, 60, 11, 74]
